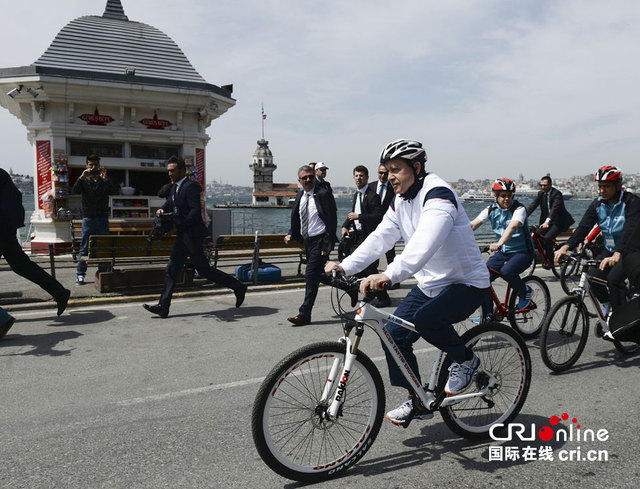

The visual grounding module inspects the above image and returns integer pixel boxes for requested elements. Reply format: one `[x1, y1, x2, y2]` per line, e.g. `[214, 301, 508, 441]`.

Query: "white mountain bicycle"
[251, 274, 532, 482]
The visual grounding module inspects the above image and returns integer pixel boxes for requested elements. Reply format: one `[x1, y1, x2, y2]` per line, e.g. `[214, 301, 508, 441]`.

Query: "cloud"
[1, 0, 639, 186]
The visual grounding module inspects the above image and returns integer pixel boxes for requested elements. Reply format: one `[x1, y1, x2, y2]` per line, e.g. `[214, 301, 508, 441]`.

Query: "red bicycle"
[459, 247, 551, 339]
[524, 226, 562, 278]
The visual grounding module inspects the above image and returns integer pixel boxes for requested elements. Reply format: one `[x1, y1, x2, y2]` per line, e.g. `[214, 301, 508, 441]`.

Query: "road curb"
[3, 280, 307, 313]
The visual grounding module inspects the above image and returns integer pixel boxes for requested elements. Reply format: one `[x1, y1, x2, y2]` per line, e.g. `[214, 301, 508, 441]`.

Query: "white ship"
[461, 189, 494, 202]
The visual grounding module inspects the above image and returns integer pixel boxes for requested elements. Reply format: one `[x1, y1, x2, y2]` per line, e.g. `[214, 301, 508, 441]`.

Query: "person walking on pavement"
[285, 165, 355, 326]
[342, 165, 390, 307]
[72, 154, 118, 285]
[369, 163, 398, 272]
[143, 157, 247, 318]
[0, 168, 70, 335]
[526, 175, 574, 268]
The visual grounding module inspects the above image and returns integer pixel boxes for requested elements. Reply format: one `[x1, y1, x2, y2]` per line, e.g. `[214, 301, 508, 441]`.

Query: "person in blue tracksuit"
[556, 166, 640, 314]
[471, 178, 534, 318]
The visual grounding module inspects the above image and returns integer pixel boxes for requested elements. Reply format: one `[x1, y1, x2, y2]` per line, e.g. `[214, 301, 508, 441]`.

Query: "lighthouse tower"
[251, 138, 276, 205]
[249, 138, 297, 207]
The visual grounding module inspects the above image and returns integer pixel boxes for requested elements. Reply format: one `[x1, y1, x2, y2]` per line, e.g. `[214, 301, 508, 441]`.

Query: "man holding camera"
[72, 154, 118, 285]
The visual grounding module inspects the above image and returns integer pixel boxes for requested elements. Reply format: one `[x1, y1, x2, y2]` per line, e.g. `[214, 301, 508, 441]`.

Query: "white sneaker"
[385, 397, 433, 426]
[445, 353, 481, 395]
[76, 275, 85, 286]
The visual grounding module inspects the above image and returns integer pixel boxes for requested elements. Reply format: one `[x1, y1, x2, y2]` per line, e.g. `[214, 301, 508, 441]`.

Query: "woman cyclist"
[555, 165, 640, 315]
[471, 178, 535, 320]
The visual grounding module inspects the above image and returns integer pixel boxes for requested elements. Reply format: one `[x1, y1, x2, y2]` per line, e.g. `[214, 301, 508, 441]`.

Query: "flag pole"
[261, 103, 265, 139]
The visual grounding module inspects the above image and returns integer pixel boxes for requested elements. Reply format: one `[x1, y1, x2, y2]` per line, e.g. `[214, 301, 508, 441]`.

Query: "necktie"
[378, 183, 384, 199]
[355, 192, 363, 230]
[300, 193, 309, 238]
[172, 184, 178, 212]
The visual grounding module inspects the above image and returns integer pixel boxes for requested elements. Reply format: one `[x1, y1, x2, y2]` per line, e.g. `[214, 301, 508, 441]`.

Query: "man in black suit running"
[0, 168, 70, 338]
[343, 165, 390, 306]
[285, 165, 354, 326]
[143, 157, 247, 318]
[526, 175, 574, 268]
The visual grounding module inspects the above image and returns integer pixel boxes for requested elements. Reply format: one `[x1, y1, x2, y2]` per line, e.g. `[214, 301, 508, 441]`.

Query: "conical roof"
[0, 0, 230, 95]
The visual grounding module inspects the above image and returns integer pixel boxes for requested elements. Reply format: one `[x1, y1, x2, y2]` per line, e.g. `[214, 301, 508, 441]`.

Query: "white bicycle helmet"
[379, 139, 427, 165]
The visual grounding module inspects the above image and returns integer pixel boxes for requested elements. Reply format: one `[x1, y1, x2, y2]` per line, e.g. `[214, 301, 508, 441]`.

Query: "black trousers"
[538, 223, 564, 262]
[159, 231, 241, 308]
[0, 230, 66, 300]
[589, 249, 628, 309]
[624, 251, 640, 290]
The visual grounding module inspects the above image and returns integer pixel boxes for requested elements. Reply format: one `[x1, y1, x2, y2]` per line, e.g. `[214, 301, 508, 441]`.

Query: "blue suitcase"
[235, 262, 282, 282]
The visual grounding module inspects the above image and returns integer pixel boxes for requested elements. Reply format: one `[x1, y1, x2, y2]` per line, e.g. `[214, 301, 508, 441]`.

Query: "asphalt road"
[1, 274, 639, 489]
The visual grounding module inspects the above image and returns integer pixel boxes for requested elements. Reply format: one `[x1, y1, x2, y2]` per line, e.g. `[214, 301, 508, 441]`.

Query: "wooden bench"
[71, 219, 155, 261]
[83, 234, 191, 292]
[212, 233, 306, 277]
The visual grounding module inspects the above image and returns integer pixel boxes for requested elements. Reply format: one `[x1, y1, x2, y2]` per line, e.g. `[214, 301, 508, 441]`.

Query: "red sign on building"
[78, 108, 114, 125]
[139, 112, 172, 130]
[36, 140, 52, 210]
[195, 148, 206, 188]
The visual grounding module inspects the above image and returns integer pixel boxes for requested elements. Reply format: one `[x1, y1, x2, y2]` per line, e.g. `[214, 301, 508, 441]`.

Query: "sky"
[1, 0, 639, 187]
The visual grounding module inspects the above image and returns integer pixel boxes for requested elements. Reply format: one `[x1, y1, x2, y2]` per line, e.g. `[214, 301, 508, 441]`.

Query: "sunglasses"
[299, 175, 315, 181]
[378, 171, 389, 175]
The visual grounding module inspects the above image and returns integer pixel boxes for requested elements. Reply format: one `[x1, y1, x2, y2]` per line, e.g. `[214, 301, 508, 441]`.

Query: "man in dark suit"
[0, 168, 70, 337]
[143, 157, 247, 318]
[314, 161, 333, 193]
[526, 175, 575, 268]
[343, 165, 390, 306]
[368, 164, 396, 266]
[285, 165, 354, 326]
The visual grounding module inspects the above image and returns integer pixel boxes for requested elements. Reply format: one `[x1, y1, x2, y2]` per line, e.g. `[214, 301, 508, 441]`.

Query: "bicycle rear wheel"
[540, 295, 589, 372]
[507, 275, 551, 339]
[252, 342, 385, 482]
[437, 322, 531, 439]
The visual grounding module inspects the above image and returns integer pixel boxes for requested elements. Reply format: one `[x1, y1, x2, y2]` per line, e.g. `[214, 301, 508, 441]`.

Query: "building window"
[69, 140, 124, 158]
[131, 144, 181, 160]
[256, 196, 269, 202]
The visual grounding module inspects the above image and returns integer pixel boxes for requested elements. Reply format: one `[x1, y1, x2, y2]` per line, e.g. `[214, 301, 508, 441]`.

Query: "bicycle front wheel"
[507, 275, 551, 339]
[437, 322, 532, 439]
[251, 342, 385, 483]
[540, 295, 589, 372]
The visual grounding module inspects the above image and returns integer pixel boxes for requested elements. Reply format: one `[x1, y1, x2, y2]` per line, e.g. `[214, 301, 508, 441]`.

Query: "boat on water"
[461, 189, 494, 202]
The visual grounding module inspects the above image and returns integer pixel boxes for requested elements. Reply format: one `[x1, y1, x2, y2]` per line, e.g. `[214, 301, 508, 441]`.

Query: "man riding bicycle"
[325, 139, 489, 426]
[555, 165, 640, 315]
[471, 178, 535, 319]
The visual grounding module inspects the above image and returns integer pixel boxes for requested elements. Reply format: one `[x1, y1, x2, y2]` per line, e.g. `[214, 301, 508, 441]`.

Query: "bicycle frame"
[567, 256, 609, 326]
[322, 300, 497, 421]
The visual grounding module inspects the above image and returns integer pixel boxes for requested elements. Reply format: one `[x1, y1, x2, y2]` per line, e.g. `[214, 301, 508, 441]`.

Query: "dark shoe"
[390, 282, 401, 290]
[542, 262, 552, 270]
[288, 314, 311, 326]
[0, 315, 16, 340]
[56, 289, 71, 316]
[348, 289, 359, 308]
[234, 283, 248, 308]
[143, 303, 169, 318]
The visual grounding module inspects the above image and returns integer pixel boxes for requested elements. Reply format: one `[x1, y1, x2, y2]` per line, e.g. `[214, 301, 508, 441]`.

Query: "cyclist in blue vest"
[555, 166, 640, 315]
[471, 178, 535, 319]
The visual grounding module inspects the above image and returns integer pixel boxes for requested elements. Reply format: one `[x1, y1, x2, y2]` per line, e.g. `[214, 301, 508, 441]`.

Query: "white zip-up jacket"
[341, 173, 489, 297]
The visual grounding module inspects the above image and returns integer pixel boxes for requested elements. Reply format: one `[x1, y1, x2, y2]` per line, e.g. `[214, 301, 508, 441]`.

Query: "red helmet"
[492, 178, 516, 193]
[595, 165, 622, 182]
